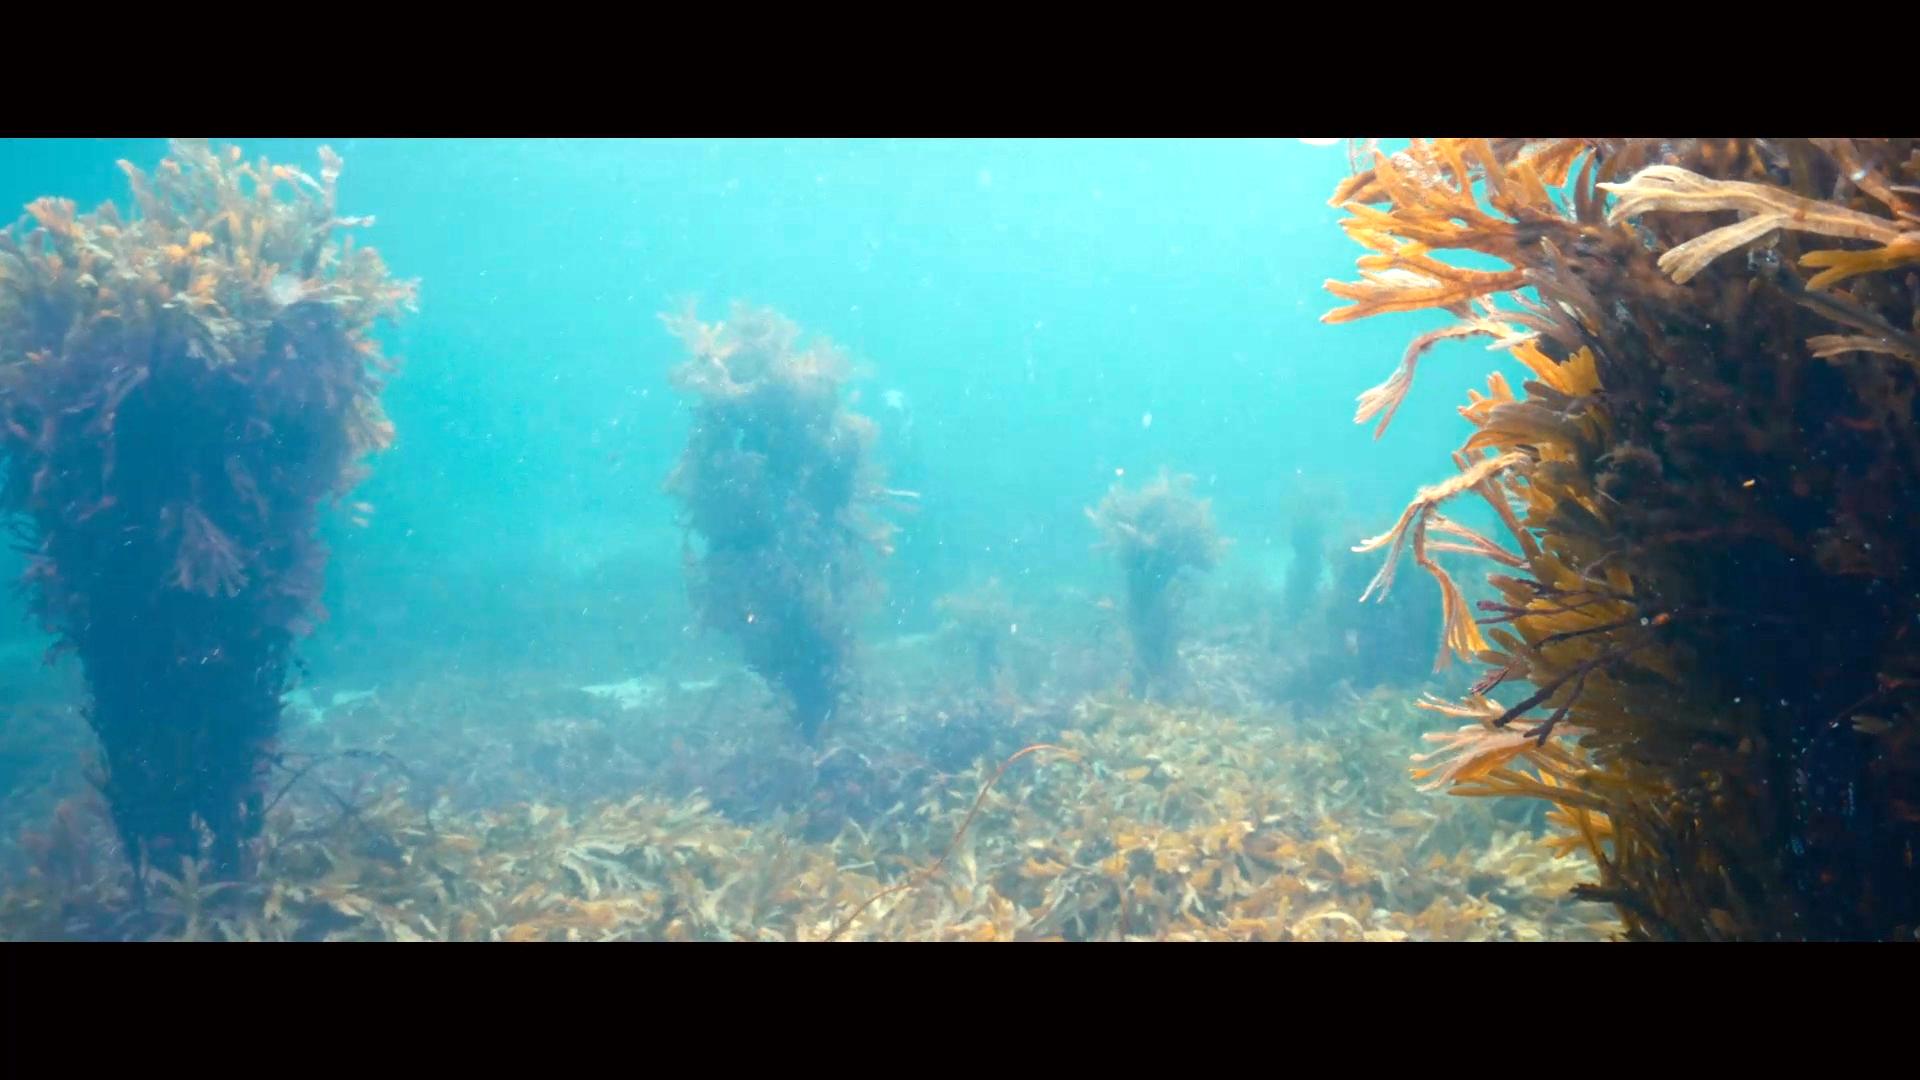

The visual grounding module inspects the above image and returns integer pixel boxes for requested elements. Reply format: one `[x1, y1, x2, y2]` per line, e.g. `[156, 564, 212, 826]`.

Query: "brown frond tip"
[1600, 165, 1920, 287]
[169, 504, 248, 597]
[1409, 693, 1589, 792]
[1355, 450, 1531, 669]
[1808, 334, 1920, 365]
[1352, 298, 1540, 439]
[1322, 250, 1529, 325]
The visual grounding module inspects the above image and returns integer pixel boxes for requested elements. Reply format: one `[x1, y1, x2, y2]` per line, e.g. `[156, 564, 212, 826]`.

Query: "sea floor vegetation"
[0, 627, 1616, 941]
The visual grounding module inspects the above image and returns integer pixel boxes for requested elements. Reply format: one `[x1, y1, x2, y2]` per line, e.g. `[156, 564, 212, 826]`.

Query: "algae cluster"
[1326, 138, 1920, 940]
[0, 140, 411, 878]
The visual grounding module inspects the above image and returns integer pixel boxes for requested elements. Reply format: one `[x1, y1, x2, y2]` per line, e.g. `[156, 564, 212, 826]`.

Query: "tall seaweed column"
[662, 303, 894, 740]
[0, 140, 414, 878]
[1087, 470, 1224, 698]
[1322, 138, 1920, 940]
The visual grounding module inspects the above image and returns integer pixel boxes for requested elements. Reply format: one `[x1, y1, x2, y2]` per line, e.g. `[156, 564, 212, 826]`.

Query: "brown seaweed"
[661, 302, 894, 740]
[1325, 138, 1920, 940]
[0, 140, 413, 878]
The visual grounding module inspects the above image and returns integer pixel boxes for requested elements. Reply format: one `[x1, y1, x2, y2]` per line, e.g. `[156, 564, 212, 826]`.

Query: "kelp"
[1087, 469, 1226, 699]
[935, 576, 1027, 690]
[662, 302, 896, 740]
[0, 140, 413, 878]
[1326, 138, 1920, 940]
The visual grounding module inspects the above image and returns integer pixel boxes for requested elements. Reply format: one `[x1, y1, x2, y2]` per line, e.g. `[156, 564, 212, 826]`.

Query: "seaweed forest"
[2, 137, 1917, 942]
[0, 142, 411, 881]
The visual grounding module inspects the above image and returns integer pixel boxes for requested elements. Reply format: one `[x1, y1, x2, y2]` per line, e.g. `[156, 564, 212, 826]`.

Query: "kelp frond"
[1353, 297, 1542, 439]
[1327, 137, 1920, 939]
[1354, 450, 1530, 669]
[1600, 164, 1920, 287]
[1410, 693, 1590, 793]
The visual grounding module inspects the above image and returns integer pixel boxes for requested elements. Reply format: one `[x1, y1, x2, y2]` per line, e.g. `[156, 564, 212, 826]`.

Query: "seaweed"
[0, 140, 413, 879]
[1325, 138, 1920, 939]
[1272, 471, 1442, 702]
[1294, 524, 1439, 700]
[661, 302, 896, 740]
[1086, 470, 1226, 699]
[934, 576, 1025, 691]
[2, 670, 1611, 942]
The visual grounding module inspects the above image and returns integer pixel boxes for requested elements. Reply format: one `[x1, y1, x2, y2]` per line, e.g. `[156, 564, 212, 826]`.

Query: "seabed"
[0, 628, 1617, 942]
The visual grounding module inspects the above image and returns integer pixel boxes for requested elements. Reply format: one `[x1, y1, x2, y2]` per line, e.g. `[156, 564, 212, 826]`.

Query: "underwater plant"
[0, 139, 413, 878]
[1323, 530, 1439, 692]
[662, 302, 896, 740]
[1087, 469, 1225, 698]
[1275, 478, 1437, 699]
[1282, 513, 1328, 617]
[1325, 138, 1920, 940]
[935, 576, 1025, 690]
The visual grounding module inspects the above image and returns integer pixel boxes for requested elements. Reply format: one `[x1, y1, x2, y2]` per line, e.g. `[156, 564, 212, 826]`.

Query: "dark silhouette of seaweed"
[1087, 470, 1224, 699]
[661, 302, 894, 740]
[1327, 138, 1920, 939]
[0, 140, 413, 877]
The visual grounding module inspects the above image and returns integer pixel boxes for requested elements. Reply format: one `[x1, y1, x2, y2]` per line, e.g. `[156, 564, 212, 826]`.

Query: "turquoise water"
[0, 137, 1481, 694]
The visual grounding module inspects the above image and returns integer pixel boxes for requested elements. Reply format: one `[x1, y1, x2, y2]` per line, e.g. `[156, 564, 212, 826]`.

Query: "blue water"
[0, 137, 1488, 693]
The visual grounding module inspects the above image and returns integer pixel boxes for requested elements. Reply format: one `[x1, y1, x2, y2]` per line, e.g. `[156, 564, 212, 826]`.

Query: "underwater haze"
[1, 138, 1617, 942]
[1, 138, 1468, 691]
